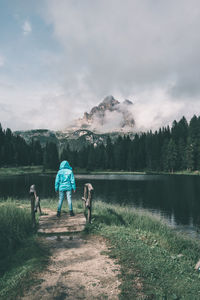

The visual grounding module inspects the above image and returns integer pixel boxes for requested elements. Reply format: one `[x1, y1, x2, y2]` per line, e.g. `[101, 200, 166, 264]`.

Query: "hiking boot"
[69, 210, 74, 216]
[57, 211, 61, 217]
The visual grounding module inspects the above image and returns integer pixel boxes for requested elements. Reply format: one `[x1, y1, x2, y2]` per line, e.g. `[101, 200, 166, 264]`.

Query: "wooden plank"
[38, 225, 85, 234]
[39, 219, 86, 227]
[37, 210, 86, 234]
[39, 223, 86, 229]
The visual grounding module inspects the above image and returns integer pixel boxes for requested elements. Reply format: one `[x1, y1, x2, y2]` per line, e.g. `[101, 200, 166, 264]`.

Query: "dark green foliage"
[43, 142, 59, 170]
[0, 124, 43, 167]
[105, 136, 114, 169]
[165, 139, 178, 172]
[30, 139, 43, 165]
[87, 145, 96, 171]
[185, 137, 194, 171]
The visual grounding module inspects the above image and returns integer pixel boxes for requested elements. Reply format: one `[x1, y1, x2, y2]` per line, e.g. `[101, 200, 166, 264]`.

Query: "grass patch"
[146, 170, 200, 176]
[0, 165, 43, 176]
[0, 202, 34, 264]
[0, 165, 57, 176]
[90, 171, 146, 175]
[0, 237, 49, 300]
[86, 201, 200, 299]
[0, 201, 49, 300]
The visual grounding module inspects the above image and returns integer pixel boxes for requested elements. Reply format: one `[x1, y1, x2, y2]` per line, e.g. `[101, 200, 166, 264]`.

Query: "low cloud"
[0, 55, 5, 67]
[22, 20, 32, 35]
[90, 110, 124, 133]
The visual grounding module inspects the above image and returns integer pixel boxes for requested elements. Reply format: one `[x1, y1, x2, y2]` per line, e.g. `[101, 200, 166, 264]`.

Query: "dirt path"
[21, 235, 121, 300]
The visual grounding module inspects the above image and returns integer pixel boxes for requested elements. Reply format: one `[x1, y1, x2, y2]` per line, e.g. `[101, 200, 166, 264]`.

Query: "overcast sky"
[0, 0, 200, 131]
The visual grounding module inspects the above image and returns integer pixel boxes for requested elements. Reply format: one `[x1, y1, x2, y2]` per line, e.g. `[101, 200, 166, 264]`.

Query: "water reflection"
[0, 174, 200, 229]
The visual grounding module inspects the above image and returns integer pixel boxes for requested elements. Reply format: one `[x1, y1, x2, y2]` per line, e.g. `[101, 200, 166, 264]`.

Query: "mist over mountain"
[68, 95, 135, 133]
[15, 96, 136, 150]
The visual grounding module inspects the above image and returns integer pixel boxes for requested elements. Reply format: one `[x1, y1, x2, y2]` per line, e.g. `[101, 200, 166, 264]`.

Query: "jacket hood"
[59, 160, 72, 170]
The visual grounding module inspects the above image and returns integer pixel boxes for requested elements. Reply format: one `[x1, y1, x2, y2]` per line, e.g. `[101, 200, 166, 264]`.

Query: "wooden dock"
[38, 209, 86, 234]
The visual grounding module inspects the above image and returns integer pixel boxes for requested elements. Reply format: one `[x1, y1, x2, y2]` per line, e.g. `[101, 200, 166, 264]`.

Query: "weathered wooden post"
[29, 184, 42, 228]
[29, 184, 36, 228]
[83, 184, 87, 209]
[82, 183, 94, 223]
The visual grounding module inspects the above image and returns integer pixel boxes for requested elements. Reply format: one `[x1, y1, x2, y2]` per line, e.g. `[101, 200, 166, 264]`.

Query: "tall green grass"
[0, 201, 49, 300]
[86, 201, 200, 299]
[0, 203, 33, 265]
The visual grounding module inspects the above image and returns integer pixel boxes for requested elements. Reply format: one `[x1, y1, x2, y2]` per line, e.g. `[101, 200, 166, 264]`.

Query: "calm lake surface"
[1, 173, 200, 230]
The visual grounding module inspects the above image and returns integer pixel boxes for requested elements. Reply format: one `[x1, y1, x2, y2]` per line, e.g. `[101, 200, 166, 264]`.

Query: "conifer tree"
[166, 139, 178, 173]
[185, 137, 194, 171]
[87, 145, 96, 171]
[43, 142, 59, 170]
[105, 136, 114, 169]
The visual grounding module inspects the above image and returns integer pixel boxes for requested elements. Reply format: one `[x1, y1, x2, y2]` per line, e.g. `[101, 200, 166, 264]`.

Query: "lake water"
[1, 173, 200, 231]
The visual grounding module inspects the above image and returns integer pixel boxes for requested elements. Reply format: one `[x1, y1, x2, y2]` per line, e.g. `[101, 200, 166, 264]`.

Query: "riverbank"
[0, 166, 52, 176]
[1, 199, 200, 299]
[91, 170, 200, 176]
[87, 201, 200, 299]
[146, 170, 200, 176]
[1, 165, 200, 177]
[0, 166, 146, 177]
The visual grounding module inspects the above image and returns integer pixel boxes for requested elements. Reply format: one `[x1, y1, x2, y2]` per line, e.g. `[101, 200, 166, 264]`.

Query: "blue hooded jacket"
[55, 161, 76, 192]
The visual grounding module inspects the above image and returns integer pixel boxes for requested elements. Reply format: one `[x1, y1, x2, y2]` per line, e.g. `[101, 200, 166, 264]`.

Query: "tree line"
[64, 115, 200, 172]
[0, 125, 43, 166]
[1, 114, 200, 172]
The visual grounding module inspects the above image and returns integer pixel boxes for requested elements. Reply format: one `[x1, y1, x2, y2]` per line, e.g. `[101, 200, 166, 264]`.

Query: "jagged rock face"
[75, 95, 135, 133]
[81, 95, 120, 126]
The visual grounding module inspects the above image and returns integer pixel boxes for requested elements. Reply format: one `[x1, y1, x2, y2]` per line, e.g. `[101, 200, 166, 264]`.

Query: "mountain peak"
[72, 96, 135, 133]
[102, 95, 119, 105]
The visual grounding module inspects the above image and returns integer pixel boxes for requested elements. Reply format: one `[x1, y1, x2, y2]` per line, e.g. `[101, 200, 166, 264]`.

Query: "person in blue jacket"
[55, 160, 76, 217]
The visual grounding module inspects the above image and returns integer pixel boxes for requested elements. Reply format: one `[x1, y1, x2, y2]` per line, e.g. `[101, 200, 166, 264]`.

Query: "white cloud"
[0, 55, 5, 67]
[44, 0, 200, 99]
[41, 0, 200, 131]
[90, 110, 124, 133]
[132, 89, 185, 132]
[22, 20, 32, 35]
[1, 1, 200, 131]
